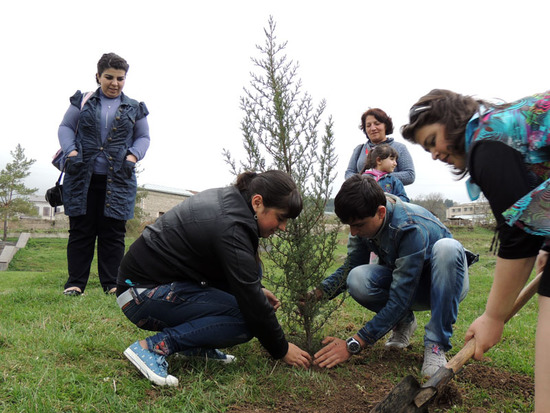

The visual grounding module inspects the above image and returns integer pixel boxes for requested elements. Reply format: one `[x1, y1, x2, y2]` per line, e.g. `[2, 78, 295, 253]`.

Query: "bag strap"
[81, 91, 94, 109]
[56, 163, 65, 183]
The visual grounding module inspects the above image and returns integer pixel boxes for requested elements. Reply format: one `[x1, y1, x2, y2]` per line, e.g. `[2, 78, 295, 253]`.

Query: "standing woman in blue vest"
[401, 89, 550, 413]
[58, 53, 150, 296]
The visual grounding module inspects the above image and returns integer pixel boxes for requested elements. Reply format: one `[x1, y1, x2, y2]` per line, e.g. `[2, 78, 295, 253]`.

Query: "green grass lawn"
[0, 228, 537, 412]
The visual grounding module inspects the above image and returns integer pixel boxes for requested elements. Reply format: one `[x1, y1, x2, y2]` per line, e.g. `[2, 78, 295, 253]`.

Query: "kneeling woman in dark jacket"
[118, 170, 311, 386]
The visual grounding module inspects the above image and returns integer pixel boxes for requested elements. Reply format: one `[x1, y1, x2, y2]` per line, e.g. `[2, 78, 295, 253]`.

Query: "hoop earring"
[254, 214, 258, 220]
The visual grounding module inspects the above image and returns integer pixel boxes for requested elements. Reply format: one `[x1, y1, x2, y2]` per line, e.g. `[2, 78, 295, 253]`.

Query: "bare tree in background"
[411, 192, 447, 221]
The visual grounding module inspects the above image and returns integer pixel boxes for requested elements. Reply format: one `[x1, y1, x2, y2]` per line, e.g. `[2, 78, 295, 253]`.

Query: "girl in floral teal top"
[401, 89, 550, 413]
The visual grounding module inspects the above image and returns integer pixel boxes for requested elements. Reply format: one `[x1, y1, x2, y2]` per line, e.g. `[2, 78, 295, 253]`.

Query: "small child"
[362, 144, 409, 202]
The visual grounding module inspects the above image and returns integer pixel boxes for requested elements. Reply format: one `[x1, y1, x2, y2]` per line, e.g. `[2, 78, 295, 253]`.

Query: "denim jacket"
[62, 89, 149, 220]
[363, 170, 410, 202]
[320, 195, 453, 345]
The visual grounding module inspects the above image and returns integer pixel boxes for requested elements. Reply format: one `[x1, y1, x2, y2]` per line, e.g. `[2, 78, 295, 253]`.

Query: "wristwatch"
[346, 337, 362, 354]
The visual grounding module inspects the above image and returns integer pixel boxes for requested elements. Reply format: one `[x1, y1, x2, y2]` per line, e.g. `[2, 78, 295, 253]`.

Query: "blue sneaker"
[179, 348, 236, 364]
[123, 341, 178, 386]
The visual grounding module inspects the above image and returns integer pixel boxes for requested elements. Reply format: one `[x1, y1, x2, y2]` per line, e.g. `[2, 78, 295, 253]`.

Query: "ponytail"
[235, 170, 303, 218]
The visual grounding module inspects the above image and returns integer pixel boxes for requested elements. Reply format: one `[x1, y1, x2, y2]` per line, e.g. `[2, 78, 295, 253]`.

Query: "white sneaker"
[421, 343, 447, 377]
[385, 315, 417, 349]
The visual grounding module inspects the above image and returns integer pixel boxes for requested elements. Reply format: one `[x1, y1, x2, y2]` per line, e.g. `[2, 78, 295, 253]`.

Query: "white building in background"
[29, 195, 64, 221]
[446, 201, 492, 224]
[138, 184, 196, 221]
[27, 184, 197, 225]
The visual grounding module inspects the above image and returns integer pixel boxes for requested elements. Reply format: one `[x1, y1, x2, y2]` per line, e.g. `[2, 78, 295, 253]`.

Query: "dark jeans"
[121, 281, 254, 355]
[65, 174, 126, 293]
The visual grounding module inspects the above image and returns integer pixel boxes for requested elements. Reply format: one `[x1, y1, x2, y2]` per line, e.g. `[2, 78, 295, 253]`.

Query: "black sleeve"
[469, 141, 544, 258]
[219, 224, 289, 359]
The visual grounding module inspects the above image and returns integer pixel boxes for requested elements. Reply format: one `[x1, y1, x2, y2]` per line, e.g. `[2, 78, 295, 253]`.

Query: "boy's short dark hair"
[334, 175, 386, 223]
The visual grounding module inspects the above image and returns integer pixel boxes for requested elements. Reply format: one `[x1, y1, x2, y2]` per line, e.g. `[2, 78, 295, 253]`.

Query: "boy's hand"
[313, 336, 351, 368]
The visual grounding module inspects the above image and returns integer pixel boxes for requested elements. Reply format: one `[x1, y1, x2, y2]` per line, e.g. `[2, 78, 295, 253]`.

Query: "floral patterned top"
[466, 91, 550, 237]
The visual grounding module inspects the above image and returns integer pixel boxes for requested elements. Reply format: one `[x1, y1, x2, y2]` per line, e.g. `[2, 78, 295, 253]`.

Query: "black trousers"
[65, 174, 126, 292]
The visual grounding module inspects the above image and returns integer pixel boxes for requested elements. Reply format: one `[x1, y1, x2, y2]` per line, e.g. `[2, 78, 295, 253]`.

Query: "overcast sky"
[2, 0, 550, 204]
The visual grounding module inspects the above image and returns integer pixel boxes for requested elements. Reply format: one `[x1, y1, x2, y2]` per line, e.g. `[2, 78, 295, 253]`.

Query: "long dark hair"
[401, 89, 490, 174]
[235, 170, 302, 218]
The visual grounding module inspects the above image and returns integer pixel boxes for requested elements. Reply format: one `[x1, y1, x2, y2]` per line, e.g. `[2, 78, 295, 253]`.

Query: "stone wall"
[139, 190, 190, 220]
[8, 215, 69, 232]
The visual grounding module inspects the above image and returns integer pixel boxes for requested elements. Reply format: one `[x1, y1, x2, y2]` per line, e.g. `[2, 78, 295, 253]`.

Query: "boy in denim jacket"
[312, 175, 473, 377]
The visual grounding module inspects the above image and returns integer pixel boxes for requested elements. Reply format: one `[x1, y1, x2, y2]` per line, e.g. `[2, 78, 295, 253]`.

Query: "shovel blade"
[370, 275, 541, 413]
[370, 375, 429, 413]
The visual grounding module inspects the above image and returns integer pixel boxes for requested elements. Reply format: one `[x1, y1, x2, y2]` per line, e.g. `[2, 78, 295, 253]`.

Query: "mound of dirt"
[228, 350, 533, 412]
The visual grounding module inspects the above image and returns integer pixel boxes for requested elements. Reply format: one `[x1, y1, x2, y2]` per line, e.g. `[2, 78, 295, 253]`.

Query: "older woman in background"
[345, 108, 415, 185]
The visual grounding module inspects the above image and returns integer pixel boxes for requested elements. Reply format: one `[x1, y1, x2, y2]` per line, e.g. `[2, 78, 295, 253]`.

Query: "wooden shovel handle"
[446, 272, 541, 373]
[505, 272, 542, 323]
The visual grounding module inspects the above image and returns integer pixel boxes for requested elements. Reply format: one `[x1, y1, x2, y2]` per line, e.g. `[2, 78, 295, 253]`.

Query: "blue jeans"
[121, 281, 253, 355]
[346, 238, 469, 351]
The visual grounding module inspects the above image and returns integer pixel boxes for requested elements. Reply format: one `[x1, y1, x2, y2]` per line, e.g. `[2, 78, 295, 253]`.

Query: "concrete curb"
[0, 232, 31, 271]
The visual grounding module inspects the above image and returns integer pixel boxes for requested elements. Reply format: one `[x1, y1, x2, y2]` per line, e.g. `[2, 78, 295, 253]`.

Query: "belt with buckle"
[117, 287, 147, 309]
